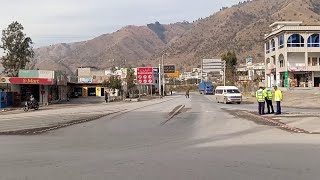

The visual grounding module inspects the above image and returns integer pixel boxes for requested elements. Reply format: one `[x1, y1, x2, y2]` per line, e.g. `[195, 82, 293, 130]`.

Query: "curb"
[241, 111, 309, 134]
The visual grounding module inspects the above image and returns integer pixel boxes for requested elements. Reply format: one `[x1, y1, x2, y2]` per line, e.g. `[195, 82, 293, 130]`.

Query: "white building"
[265, 21, 320, 88]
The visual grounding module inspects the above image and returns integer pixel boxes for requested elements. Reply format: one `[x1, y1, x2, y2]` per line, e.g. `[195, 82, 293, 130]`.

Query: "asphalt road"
[1, 94, 320, 180]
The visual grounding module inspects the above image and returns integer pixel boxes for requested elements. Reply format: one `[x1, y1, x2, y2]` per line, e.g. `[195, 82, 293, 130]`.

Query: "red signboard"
[137, 67, 154, 84]
[9, 78, 55, 85]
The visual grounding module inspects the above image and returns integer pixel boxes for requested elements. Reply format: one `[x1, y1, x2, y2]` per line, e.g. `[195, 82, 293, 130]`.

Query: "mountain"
[155, 0, 320, 70]
[33, 0, 320, 73]
[32, 22, 192, 73]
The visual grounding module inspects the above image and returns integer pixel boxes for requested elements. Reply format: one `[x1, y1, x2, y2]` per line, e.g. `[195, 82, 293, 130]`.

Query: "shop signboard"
[284, 71, 289, 88]
[0, 77, 10, 84]
[18, 70, 39, 78]
[246, 57, 253, 66]
[8, 77, 55, 85]
[39, 70, 54, 79]
[79, 78, 92, 83]
[137, 67, 154, 85]
[18, 70, 55, 78]
[167, 70, 180, 78]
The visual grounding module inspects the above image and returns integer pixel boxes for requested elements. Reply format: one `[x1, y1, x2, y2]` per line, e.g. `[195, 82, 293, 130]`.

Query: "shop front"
[314, 72, 320, 87]
[68, 83, 103, 97]
[1, 77, 55, 105]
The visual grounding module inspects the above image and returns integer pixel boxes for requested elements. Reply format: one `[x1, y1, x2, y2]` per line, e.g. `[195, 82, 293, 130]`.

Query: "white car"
[215, 86, 242, 104]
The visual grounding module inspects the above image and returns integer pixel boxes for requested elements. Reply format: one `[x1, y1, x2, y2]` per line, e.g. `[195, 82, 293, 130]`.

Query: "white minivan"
[215, 86, 242, 104]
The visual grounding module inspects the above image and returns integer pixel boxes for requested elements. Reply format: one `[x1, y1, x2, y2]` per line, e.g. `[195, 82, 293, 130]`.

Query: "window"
[308, 34, 320, 47]
[278, 34, 284, 49]
[308, 57, 312, 66]
[226, 89, 240, 94]
[287, 34, 304, 47]
[215, 90, 223, 94]
[312, 57, 318, 66]
[280, 59, 284, 67]
[266, 42, 270, 53]
[271, 39, 276, 51]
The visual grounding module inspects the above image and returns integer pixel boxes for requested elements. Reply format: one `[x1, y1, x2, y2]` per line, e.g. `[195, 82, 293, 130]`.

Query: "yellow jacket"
[274, 89, 282, 102]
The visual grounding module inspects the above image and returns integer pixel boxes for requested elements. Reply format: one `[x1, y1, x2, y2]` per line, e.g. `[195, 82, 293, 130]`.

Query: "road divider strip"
[161, 105, 185, 126]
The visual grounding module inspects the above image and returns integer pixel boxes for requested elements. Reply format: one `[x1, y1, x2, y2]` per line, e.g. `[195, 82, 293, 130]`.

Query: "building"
[0, 70, 57, 106]
[237, 63, 265, 82]
[265, 21, 320, 88]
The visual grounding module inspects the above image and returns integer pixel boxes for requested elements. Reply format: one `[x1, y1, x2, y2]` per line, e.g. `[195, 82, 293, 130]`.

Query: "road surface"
[0, 94, 320, 180]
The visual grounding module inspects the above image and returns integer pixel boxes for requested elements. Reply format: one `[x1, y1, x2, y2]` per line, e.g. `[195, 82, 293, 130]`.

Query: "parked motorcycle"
[24, 100, 39, 112]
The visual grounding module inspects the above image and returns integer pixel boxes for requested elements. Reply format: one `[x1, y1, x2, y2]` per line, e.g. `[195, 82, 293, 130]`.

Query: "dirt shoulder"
[244, 91, 320, 109]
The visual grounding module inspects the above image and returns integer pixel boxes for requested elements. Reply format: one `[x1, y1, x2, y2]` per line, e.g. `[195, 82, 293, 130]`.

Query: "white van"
[215, 86, 242, 104]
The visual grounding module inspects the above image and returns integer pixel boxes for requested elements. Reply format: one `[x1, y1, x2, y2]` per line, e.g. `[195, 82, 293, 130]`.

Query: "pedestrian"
[105, 91, 108, 103]
[185, 89, 190, 98]
[256, 86, 265, 115]
[274, 86, 283, 115]
[263, 87, 274, 114]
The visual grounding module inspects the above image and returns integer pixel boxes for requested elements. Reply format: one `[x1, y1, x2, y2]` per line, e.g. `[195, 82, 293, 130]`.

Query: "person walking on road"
[105, 91, 108, 103]
[185, 89, 190, 99]
[256, 87, 265, 115]
[263, 87, 274, 114]
[274, 86, 283, 115]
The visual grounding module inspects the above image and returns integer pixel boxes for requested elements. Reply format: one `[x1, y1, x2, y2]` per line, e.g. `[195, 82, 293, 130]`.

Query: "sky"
[0, 0, 242, 48]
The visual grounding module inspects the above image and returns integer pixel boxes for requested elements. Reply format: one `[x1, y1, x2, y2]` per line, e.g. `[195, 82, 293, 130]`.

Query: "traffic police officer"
[274, 86, 283, 115]
[263, 87, 274, 114]
[256, 86, 265, 115]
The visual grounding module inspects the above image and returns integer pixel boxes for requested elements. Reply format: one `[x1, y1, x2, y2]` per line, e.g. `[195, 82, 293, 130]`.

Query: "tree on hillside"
[0, 21, 34, 76]
[222, 51, 237, 85]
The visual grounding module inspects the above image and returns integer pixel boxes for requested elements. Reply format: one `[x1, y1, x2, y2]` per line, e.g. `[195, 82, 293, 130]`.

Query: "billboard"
[137, 67, 154, 84]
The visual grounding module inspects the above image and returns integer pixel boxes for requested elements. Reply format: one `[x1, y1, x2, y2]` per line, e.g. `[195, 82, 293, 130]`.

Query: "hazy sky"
[0, 0, 242, 47]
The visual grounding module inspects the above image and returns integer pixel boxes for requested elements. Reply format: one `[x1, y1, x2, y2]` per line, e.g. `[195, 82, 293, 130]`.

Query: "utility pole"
[161, 53, 167, 97]
[201, 59, 203, 83]
[223, 61, 226, 87]
[158, 63, 161, 98]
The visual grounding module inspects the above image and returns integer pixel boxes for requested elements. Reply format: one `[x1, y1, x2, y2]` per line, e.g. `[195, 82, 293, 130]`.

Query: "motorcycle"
[24, 100, 39, 112]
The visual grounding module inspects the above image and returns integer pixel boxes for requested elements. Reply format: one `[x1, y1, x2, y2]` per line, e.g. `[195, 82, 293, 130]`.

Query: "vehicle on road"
[215, 86, 242, 104]
[199, 82, 214, 95]
[24, 100, 39, 112]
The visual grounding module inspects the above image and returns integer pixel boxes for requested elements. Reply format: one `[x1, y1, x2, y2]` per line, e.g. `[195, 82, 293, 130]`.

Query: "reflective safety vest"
[256, 89, 265, 102]
[263, 88, 273, 100]
[274, 89, 283, 102]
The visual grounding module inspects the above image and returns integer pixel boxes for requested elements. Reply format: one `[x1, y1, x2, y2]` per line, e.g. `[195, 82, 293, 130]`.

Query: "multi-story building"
[237, 63, 265, 82]
[265, 21, 320, 88]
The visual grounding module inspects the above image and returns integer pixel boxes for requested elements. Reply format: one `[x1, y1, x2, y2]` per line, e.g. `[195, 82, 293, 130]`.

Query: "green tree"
[0, 21, 34, 76]
[126, 67, 136, 96]
[108, 75, 122, 93]
[102, 79, 108, 87]
[222, 51, 237, 85]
